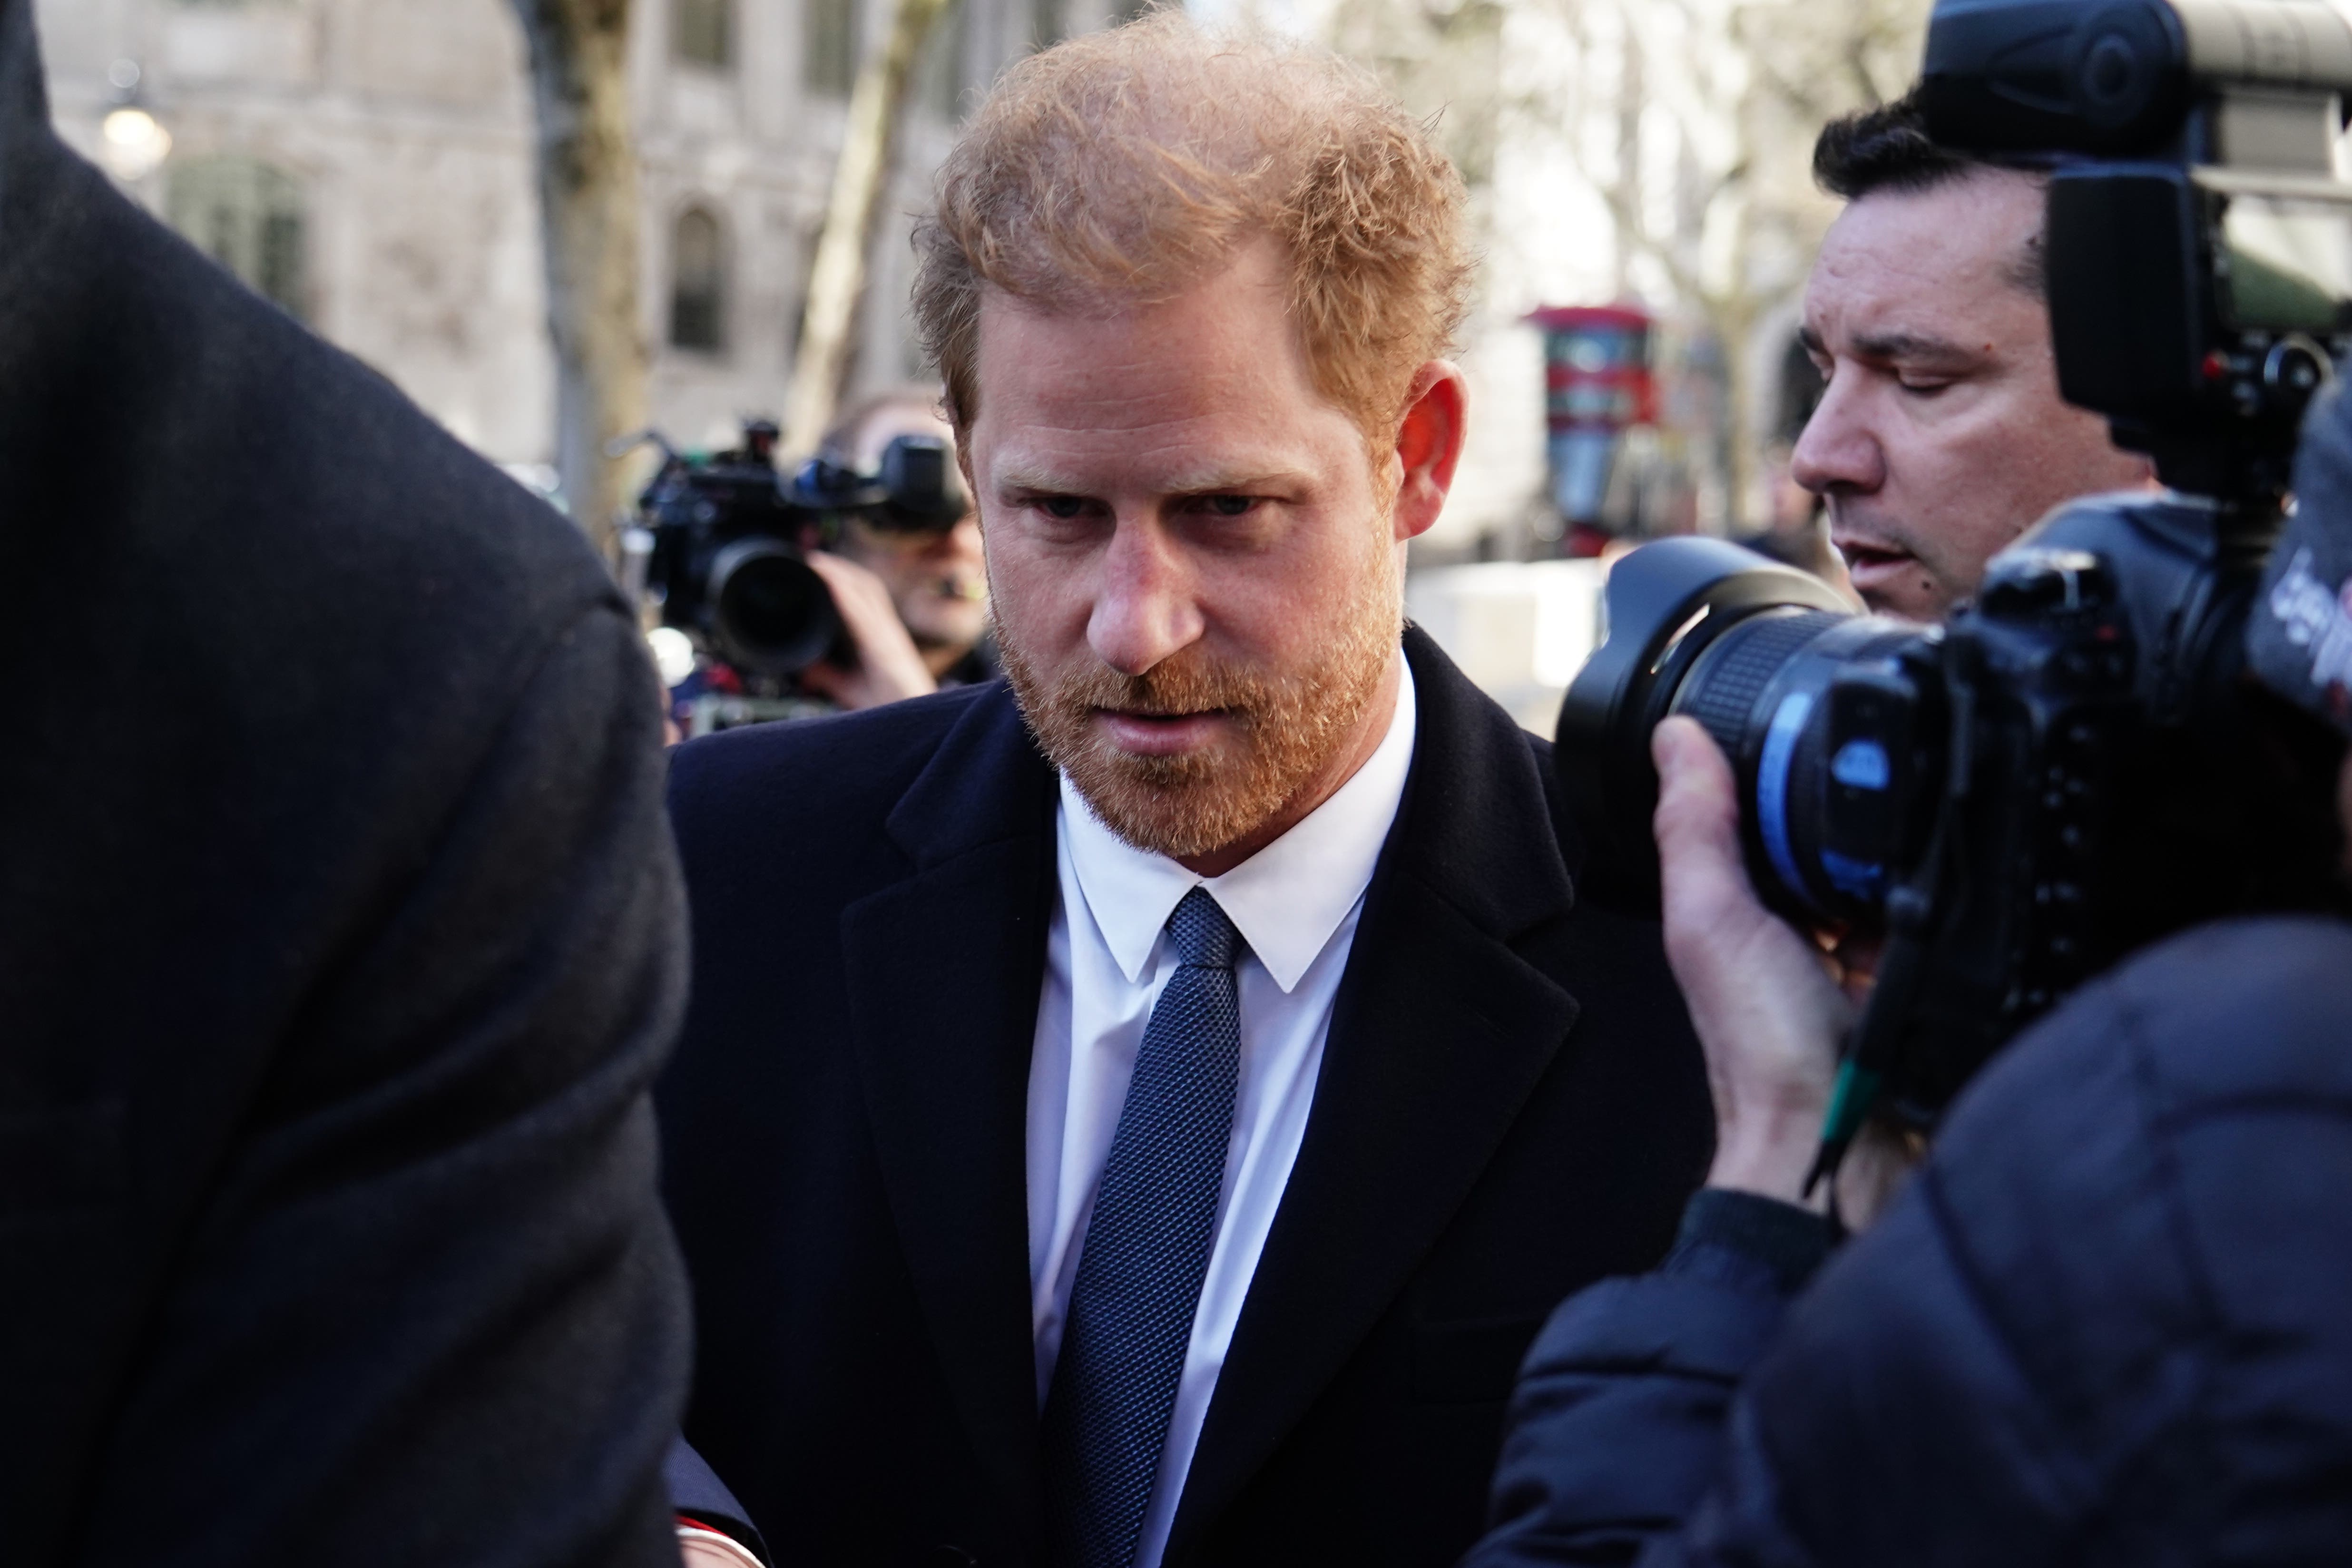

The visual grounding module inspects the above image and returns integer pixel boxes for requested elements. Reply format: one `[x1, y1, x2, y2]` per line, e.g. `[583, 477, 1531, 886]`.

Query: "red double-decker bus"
[1528, 304, 1656, 557]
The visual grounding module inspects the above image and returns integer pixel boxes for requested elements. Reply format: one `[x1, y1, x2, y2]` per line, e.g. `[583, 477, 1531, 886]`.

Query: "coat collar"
[843, 690, 1058, 1545]
[1163, 627, 1584, 1562]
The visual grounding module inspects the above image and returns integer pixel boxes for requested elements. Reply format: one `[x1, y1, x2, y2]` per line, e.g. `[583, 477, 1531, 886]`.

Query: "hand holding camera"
[1652, 716, 1918, 1228]
[794, 549, 940, 709]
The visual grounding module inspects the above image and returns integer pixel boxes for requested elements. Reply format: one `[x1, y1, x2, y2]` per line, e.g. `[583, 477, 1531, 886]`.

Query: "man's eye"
[1897, 378, 1951, 396]
[1037, 496, 1088, 519]
[1201, 495, 1256, 517]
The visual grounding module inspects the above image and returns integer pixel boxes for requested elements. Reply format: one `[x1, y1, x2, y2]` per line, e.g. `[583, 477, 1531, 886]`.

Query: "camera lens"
[708, 538, 843, 675]
[1670, 610, 1925, 919]
[1554, 537, 1925, 922]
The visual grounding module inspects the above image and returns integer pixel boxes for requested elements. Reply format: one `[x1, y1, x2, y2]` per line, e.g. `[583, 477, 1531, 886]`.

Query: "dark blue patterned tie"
[1042, 887, 1245, 1568]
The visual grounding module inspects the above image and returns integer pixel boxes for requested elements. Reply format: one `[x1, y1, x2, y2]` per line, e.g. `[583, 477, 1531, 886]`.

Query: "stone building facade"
[36, 0, 1126, 471]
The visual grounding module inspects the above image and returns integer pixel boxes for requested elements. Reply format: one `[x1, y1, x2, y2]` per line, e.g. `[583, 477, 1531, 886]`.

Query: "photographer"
[644, 396, 988, 731]
[795, 389, 994, 712]
[1464, 392, 2352, 1568]
[1796, 92, 2156, 619]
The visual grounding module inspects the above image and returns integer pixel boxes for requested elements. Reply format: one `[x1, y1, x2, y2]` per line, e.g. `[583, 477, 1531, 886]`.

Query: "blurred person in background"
[0, 3, 691, 1563]
[657, 394, 990, 731]
[796, 387, 995, 712]
[655, 16, 1710, 1568]
[1793, 91, 2156, 620]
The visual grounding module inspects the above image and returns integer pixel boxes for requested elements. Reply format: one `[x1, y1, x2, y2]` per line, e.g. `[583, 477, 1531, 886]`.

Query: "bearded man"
[655, 18, 1710, 1568]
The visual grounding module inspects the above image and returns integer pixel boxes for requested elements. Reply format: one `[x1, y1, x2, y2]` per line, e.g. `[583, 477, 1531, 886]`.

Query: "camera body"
[637, 421, 843, 677]
[1559, 0, 2352, 1123]
[786, 430, 969, 532]
[1926, 0, 2352, 498]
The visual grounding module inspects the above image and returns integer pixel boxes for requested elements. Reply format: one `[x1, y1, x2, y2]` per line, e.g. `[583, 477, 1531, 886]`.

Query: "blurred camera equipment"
[1557, 0, 2352, 1164]
[629, 419, 843, 678]
[784, 431, 970, 533]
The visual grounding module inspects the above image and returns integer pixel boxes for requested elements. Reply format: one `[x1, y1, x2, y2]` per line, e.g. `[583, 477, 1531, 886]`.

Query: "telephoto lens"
[1561, 514, 2347, 1127]
[1554, 537, 1929, 926]
[705, 538, 841, 674]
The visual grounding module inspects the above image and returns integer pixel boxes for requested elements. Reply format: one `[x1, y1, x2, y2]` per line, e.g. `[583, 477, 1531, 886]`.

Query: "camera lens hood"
[1554, 538, 1849, 909]
[784, 435, 967, 531]
[708, 538, 843, 675]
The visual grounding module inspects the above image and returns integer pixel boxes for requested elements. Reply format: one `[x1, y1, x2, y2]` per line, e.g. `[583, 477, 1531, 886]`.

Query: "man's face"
[836, 407, 989, 658]
[1794, 168, 2154, 619]
[966, 237, 1407, 864]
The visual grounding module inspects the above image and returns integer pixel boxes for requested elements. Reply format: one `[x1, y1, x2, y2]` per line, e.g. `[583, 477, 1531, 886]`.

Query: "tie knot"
[1166, 887, 1241, 971]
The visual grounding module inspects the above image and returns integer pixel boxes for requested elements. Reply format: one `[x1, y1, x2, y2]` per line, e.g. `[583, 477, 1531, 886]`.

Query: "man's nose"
[1789, 373, 1885, 497]
[1087, 516, 1205, 676]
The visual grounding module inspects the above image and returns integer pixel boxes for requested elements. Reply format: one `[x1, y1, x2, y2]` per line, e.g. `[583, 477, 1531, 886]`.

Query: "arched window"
[675, 0, 734, 69]
[166, 156, 306, 320]
[670, 206, 729, 353]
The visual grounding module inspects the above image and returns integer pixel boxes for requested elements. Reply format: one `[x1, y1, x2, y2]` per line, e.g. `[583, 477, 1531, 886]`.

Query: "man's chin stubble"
[994, 587, 1398, 862]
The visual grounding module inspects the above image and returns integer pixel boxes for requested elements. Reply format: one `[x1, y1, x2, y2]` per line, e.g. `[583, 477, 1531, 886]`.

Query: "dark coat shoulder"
[2, 24, 691, 1562]
[1475, 915, 2352, 1567]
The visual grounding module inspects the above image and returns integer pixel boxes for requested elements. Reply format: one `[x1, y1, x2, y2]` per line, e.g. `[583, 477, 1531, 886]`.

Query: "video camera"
[1558, 0, 2352, 1152]
[628, 418, 970, 681]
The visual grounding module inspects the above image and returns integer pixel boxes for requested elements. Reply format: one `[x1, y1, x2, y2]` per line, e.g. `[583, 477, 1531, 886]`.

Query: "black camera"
[635, 420, 842, 676]
[786, 430, 969, 533]
[1558, 0, 2352, 1133]
[630, 421, 973, 684]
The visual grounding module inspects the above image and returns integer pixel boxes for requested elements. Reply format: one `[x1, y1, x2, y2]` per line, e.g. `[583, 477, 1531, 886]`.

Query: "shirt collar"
[1057, 659, 1419, 994]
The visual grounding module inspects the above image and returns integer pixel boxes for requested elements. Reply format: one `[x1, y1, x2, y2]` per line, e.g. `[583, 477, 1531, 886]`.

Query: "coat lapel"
[839, 689, 1058, 1543]
[1165, 630, 1584, 1561]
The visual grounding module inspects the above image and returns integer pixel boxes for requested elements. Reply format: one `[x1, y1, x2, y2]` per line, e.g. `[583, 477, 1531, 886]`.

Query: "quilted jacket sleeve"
[1467, 1190, 1830, 1568]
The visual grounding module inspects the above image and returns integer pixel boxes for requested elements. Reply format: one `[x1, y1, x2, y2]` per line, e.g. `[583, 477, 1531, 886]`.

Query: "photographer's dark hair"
[1813, 89, 1974, 200]
[1813, 88, 2045, 296]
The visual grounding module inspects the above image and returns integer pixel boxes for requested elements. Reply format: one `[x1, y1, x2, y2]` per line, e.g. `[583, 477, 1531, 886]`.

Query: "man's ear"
[1392, 361, 1468, 543]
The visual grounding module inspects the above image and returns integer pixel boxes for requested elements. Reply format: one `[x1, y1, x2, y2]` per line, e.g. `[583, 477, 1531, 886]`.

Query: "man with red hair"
[657, 17, 1710, 1567]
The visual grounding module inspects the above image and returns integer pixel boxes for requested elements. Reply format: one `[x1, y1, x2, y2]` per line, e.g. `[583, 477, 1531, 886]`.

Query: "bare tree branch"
[783, 0, 959, 458]
[511, 0, 645, 564]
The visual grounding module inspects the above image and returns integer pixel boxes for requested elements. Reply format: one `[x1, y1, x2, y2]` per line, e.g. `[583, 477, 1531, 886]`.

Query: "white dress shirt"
[1025, 661, 1419, 1568]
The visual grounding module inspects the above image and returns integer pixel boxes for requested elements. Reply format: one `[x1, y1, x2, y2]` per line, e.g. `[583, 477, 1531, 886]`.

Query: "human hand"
[1652, 717, 1855, 1209]
[797, 550, 940, 711]
[1653, 717, 1919, 1225]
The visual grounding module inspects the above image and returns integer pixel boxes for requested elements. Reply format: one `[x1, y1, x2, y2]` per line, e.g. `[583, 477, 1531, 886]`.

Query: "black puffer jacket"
[1470, 915, 2352, 1567]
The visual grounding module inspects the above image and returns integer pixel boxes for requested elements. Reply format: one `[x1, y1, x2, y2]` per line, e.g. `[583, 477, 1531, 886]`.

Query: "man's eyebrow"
[1849, 329, 1979, 363]
[1163, 466, 1309, 494]
[991, 462, 1308, 495]
[991, 463, 1080, 495]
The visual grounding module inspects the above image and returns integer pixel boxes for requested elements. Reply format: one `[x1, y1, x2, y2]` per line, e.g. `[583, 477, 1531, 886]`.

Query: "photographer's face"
[835, 407, 989, 666]
[1794, 168, 2154, 620]
[966, 237, 1459, 873]
[843, 513, 988, 661]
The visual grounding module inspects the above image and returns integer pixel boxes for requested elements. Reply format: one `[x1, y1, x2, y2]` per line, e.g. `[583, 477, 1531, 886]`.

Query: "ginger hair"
[911, 10, 1471, 453]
